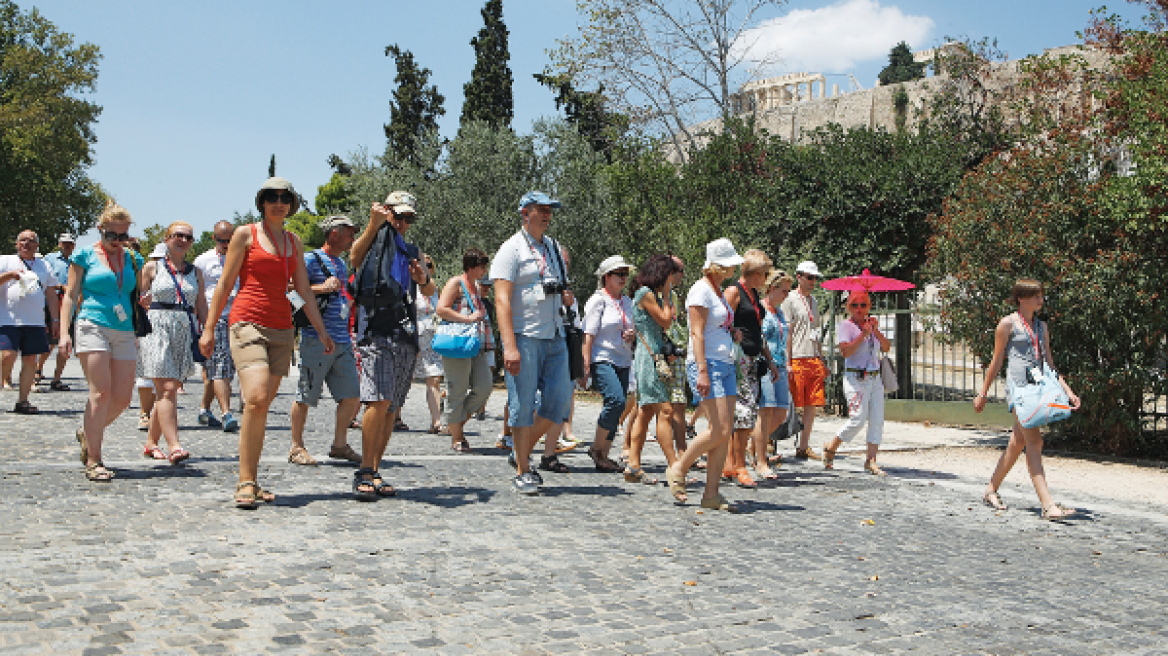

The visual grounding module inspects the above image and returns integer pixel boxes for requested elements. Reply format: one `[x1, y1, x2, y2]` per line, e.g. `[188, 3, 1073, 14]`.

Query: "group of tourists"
[6, 178, 1081, 520]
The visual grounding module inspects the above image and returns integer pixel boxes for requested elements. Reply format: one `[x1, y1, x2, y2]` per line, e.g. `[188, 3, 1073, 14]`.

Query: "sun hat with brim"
[59, 233, 76, 243]
[149, 243, 167, 259]
[795, 260, 821, 277]
[384, 191, 417, 215]
[255, 177, 301, 214]
[517, 191, 562, 212]
[703, 238, 745, 270]
[595, 255, 635, 278]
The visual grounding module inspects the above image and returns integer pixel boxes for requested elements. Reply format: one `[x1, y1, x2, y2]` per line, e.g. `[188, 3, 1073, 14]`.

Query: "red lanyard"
[1019, 313, 1040, 359]
[798, 291, 815, 326]
[741, 283, 762, 320]
[462, 275, 481, 313]
[603, 288, 629, 329]
[99, 244, 125, 292]
[522, 230, 548, 278]
[163, 259, 190, 307]
[261, 223, 290, 282]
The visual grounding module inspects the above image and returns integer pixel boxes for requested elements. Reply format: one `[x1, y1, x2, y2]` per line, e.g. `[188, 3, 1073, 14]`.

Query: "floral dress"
[632, 287, 670, 406]
[137, 261, 197, 381]
[413, 290, 444, 378]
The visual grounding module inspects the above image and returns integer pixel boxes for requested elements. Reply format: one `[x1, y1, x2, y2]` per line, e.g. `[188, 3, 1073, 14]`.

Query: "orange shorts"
[788, 357, 827, 407]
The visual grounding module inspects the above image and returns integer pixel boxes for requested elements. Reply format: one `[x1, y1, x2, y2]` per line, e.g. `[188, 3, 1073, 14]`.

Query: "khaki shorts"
[75, 319, 137, 361]
[229, 322, 295, 377]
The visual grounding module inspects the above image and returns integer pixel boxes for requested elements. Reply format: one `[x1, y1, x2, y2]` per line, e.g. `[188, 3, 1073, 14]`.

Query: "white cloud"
[737, 0, 934, 74]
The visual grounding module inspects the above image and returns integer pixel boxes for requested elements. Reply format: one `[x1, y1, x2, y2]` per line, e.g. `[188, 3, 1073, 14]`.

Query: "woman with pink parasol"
[819, 270, 913, 473]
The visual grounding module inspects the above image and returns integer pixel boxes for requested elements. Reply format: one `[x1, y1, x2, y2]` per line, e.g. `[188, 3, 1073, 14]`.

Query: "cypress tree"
[460, 0, 513, 128]
[878, 42, 927, 86]
[384, 45, 446, 167]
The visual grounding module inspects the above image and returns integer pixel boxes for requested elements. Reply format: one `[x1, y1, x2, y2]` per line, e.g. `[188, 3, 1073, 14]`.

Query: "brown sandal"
[85, 462, 114, 482]
[823, 447, 837, 470]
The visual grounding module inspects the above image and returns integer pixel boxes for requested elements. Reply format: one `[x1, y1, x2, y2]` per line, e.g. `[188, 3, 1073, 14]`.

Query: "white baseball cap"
[795, 260, 821, 277]
[703, 238, 745, 270]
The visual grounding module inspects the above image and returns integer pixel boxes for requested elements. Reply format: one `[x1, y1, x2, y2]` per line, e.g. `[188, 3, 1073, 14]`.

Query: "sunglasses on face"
[262, 190, 296, 205]
[215, 237, 231, 245]
[170, 233, 194, 242]
[398, 213, 417, 224]
[849, 303, 869, 308]
[103, 231, 130, 242]
[612, 270, 630, 278]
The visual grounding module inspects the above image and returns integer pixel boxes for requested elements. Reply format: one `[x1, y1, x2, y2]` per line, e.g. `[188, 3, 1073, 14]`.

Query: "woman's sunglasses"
[848, 303, 869, 308]
[103, 231, 130, 242]
[262, 190, 296, 205]
[170, 233, 194, 242]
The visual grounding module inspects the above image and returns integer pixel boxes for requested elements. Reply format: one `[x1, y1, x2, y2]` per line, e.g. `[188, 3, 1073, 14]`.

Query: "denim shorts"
[592, 361, 630, 432]
[505, 333, 572, 428]
[686, 358, 736, 403]
[759, 366, 790, 409]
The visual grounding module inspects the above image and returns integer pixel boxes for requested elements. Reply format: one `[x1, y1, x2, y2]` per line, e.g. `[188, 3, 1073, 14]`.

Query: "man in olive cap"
[38, 233, 75, 391]
[348, 191, 435, 500]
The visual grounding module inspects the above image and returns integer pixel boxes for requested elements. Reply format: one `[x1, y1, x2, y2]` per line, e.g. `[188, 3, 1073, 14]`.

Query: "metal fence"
[814, 289, 1167, 436]
[815, 289, 1006, 416]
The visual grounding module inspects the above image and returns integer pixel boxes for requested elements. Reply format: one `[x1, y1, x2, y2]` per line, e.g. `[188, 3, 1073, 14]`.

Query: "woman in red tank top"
[200, 177, 335, 509]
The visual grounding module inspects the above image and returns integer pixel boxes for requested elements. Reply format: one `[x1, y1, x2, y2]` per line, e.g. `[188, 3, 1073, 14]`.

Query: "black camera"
[542, 280, 565, 295]
[660, 340, 685, 358]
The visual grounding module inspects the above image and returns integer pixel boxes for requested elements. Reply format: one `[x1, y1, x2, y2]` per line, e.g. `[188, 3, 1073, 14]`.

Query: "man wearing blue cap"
[489, 191, 575, 495]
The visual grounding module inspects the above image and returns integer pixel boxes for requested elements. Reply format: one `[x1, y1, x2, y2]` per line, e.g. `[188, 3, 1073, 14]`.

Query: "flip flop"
[142, 444, 166, 460]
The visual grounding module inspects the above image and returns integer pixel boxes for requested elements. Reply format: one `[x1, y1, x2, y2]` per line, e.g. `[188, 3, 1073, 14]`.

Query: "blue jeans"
[505, 333, 571, 428]
[759, 366, 790, 409]
[591, 361, 630, 432]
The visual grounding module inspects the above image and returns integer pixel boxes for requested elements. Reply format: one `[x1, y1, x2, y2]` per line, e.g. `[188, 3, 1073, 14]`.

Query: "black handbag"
[129, 254, 152, 337]
[562, 305, 585, 380]
[293, 252, 335, 329]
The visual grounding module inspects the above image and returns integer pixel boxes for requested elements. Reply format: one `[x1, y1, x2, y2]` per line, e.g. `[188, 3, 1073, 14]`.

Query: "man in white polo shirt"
[0, 230, 60, 414]
[782, 260, 827, 460]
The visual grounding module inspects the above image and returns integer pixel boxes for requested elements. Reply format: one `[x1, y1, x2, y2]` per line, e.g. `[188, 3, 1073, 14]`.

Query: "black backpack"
[353, 223, 417, 343]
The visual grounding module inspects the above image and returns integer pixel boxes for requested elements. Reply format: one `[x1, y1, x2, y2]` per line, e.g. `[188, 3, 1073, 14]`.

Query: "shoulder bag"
[636, 329, 674, 383]
[128, 253, 152, 337]
[1011, 318, 1072, 428]
[431, 279, 482, 359]
[164, 261, 205, 363]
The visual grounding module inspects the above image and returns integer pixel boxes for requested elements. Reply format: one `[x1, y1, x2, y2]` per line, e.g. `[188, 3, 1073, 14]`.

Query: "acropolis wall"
[666, 45, 1108, 162]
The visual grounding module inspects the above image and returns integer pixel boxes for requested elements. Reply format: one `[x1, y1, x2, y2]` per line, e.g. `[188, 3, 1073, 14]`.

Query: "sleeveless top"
[229, 223, 298, 330]
[1006, 314, 1045, 388]
[731, 281, 763, 357]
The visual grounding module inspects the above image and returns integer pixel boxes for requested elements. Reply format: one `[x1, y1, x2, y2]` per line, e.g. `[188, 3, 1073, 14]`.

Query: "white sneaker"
[555, 435, 578, 454]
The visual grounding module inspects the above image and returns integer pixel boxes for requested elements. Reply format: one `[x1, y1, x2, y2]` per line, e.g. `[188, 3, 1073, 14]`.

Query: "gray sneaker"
[529, 470, 544, 487]
[512, 472, 540, 495]
[507, 450, 532, 471]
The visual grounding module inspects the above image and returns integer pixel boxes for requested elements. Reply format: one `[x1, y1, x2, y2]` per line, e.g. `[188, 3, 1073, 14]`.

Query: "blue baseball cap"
[517, 191, 562, 212]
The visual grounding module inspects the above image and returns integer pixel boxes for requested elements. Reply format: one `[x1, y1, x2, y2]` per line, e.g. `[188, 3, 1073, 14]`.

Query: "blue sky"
[26, 0, 1147, 247]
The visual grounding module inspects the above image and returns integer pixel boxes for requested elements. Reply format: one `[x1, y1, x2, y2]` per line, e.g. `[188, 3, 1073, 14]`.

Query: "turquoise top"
[762, 306, 788, 368]
[73, 245, 144, 332]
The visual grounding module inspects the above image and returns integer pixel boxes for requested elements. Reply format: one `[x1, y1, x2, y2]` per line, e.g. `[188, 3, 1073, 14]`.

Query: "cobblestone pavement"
[2, 361, 1168, 655]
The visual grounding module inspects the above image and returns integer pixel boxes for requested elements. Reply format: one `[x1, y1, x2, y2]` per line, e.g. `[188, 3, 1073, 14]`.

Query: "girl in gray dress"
[138, 222, 207, 464]
[974, 279, 1080, 520]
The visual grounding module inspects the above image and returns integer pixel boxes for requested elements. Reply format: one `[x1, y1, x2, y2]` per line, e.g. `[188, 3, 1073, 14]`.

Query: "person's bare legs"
[670, 395, 736, 501]
[213, 379, 232, 415]
[513, 417, 557, 474]
[987, 419, 1067, 516]
[729, 428, 749, 474]
[561, 392, 577, 441]
[17, 353, 37, 405]
[200, 368, 215, 414]
[333, 398, 360, 449]
[755, 407, 785, 476]
[52, 347, 68, 384]
[627, 403, 656, 473]
[985, 423, 1026, 506]
[146, 378, 183, 452]
[138, 386, 155, 422]
[289, 401, 311, 450]
[424, 375, 443, 430]
[797, 405, 816, 451]
[78, 353, 136, 465]
[671, 403, 687, 454]
[237, 366, 281, 486]
[360, 399, 394, 471]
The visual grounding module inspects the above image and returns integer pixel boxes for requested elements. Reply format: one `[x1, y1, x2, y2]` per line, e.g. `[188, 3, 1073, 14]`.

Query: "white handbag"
[879, 355, 898, 393]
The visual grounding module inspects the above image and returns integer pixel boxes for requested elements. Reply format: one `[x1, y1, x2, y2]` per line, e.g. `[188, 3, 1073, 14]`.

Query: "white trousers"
[836, 373, 885, 445]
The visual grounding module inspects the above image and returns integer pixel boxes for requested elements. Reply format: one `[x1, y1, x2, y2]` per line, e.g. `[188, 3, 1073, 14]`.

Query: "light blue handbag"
[1011, 320, 1072, 429]
[431, 280, 482, 359]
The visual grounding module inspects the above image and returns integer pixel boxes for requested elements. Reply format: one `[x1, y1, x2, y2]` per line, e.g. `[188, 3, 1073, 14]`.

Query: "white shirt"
[583, 290, 634, 368]
[488, 230, 567, 340]
[686, 279, 734, 363]
[193, 248, 237, 309]
[837, 319, 881, 371]
[0, 255, 59, 327]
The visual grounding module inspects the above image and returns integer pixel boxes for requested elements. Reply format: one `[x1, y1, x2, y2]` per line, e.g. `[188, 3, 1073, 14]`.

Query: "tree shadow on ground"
[272, 491, 357, 507]
[537, 485, 635, 498]
[877, 465, 958, 480]
[110, 466, 210, 480]
[397, 486, 497, 507]
[20, 409, 83, 418]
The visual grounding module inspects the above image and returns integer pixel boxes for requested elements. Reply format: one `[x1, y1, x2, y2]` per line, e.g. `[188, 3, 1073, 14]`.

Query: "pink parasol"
[820, 269, 915, 293]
